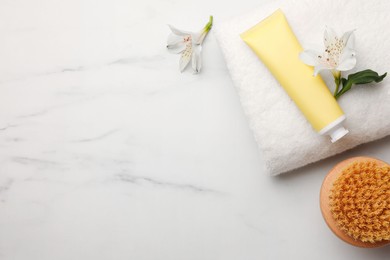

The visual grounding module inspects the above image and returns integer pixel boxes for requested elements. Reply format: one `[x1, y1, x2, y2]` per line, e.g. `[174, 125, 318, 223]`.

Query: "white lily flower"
[167, 16, 213, 73]
[299, 27, 356, 76]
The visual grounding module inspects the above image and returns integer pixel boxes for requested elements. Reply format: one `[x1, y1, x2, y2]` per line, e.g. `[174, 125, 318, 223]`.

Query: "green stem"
[332, 70, 341, 97]
[198, 16, 213, 44]
[335, 81, 352, 99]
[203, 16, 213, 33]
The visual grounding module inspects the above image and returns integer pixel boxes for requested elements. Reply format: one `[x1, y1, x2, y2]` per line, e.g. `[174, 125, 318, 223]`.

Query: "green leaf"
[341, 77, 347, 87]
[335, 69, 387, 99]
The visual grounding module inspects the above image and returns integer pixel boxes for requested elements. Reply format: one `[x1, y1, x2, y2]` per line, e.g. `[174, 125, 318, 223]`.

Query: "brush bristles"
[329, 161, 390, 243]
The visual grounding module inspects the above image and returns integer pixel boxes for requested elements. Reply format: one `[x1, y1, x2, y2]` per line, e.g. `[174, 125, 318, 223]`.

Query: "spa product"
[320, 157, 390, 247]
[240, 9, 348, 142]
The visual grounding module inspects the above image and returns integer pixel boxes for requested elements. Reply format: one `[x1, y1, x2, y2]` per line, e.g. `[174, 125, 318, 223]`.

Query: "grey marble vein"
[17, 109, 49, 119]
[72, 129, 119, 143]
[115, 173, 223, 194]
[15, 95, 103, 119]
[109, 55, 165, 66]
[0, 179, 13, 195]
[61, 66, 85, 73]
[11, 156, 62, 166]
[0, 124, 18, 131]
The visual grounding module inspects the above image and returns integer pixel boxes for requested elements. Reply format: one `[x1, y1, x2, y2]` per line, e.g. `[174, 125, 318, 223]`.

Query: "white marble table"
[0, 0, 389, 259]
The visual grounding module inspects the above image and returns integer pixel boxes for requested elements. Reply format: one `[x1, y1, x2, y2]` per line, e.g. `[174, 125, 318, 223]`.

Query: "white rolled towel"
[214, 0, 390, 175]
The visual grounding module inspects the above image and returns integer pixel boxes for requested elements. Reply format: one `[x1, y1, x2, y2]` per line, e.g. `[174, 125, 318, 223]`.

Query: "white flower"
[299, 28, 356, 76]
[167, 16, 213, 73]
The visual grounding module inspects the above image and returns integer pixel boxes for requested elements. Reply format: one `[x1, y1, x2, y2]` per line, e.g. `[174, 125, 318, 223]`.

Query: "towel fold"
[214, 0, 390, 175]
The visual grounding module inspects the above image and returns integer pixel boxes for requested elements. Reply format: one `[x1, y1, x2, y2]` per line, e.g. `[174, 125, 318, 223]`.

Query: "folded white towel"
[214, 0, 390, 175]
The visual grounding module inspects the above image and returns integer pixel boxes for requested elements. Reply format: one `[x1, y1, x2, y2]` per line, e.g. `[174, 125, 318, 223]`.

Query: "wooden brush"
[320, 156, 390, 248]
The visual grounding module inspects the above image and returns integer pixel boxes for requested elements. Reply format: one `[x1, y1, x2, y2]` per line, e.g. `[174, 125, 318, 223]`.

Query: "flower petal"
[313, 64, 331, 76]
[167, 33, 186, 53]
[179, 43, 192, 72]
[299, 50, 322, 66]
[168, 25, 191, 36]
[346, 33, 355, 50]
[341, 30, 355, 49]
[324, 27, 338, 48]
[167, 42, 186, 54]
[167, 33, 182, 45]
[336, 57, 356, 71]
[192, 45, 202, 73]
[336, 48, 357, 71]
[192, 32, 203, 45]
[341, 47, 356, 60]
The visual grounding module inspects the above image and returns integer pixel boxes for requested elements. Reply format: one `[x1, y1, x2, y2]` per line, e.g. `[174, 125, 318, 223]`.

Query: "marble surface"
[0, 0, 389, 259]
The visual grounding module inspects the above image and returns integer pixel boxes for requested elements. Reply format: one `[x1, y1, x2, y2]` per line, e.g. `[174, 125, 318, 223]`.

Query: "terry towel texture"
[214, 0, 390, 175]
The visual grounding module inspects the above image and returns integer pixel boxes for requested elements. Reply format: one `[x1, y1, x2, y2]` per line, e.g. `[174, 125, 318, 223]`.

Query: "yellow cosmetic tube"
[241, 9, 348, 142]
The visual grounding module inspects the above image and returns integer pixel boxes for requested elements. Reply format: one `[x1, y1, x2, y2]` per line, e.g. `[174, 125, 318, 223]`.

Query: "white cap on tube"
[319, 115, 349, 143]
[328, 126, 349, 143]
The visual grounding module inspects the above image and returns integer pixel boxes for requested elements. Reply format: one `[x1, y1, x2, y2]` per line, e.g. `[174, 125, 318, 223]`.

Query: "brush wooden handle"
[320, 156, 390, 248]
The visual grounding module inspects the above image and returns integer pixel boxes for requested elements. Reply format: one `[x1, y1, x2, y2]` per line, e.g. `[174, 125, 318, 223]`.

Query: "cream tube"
[241, 9, 348, 142]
